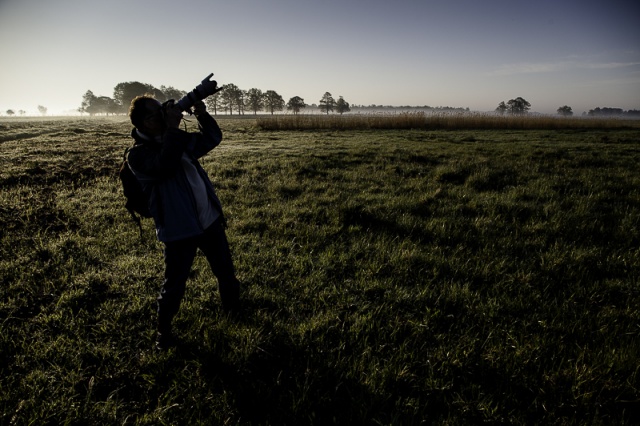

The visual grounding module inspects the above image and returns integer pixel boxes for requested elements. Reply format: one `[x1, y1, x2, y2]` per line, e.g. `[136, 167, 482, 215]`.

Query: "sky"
[0, 0, 639, 115]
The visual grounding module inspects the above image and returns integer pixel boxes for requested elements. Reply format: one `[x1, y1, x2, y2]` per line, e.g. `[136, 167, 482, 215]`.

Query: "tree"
[205, 91, 222, 115]
[219, 83, 242, 115]
[80, 90, 97, 115]
[245, 88, 264, 115]
[557, 105, 573, 117]
[507, 97, 531, 115]
[495, 101, 507, 115]
[18, 110, 26, 116]
[236, 89, 246, 115]
[80, 91, 118, 116]
[319, 92, 335, 114]
[37, 105, 47, 116]
[96, 96, 119, 115]
[113, 81, 157, 112]
[335, 96, 350, 115]
[160, 85, 187, 103]
[286, 96, 307, 115]
[6, 109, 15, 116]
[263, 90, 285, 115]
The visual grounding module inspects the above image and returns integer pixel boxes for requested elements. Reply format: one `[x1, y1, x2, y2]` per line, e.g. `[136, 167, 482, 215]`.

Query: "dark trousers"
[157, 218, 239, 331]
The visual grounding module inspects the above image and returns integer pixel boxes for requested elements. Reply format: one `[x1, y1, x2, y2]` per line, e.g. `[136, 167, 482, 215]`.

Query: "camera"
[175, 73, 222, 113]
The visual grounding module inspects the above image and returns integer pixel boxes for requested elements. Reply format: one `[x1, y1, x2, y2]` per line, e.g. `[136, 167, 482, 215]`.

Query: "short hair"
[128, 94, 155, 129]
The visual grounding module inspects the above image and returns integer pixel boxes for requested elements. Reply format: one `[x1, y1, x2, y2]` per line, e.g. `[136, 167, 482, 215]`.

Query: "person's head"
[129, 95, 164, 136]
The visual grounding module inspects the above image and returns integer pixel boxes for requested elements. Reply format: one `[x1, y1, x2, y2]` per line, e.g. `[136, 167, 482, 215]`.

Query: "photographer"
[127, 94, 240, 351]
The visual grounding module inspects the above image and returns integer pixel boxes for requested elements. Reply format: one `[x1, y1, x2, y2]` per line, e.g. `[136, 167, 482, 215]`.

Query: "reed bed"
[257, 112, 640, 131]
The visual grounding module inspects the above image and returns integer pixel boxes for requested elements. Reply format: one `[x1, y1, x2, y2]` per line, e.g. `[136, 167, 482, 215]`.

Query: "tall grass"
[1, 116, 639, 424]
[257, 111, 640, 131]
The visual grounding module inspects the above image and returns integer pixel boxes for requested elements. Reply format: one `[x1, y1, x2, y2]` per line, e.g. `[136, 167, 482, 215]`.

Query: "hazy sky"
[1, 0, 639, 115]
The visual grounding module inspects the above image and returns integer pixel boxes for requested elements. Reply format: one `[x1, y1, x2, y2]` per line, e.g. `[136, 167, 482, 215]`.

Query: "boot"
[155, 314, 177, 351]
[155, 330, 177, 351]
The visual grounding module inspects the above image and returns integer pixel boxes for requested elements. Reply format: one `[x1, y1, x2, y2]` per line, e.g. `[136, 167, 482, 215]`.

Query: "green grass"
[1, 116, 639, 424]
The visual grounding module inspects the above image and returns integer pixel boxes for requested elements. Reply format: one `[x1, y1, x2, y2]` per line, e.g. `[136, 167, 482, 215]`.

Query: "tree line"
[78, 81, 352, 116]
[586, 107, 640, 118]
[495, 97, 640, 118]
[4, 89, 638, 117]
[4, 106, 48, 117]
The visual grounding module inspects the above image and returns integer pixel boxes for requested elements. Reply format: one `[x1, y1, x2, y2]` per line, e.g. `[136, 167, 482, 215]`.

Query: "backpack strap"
[122, 146, 145, 240]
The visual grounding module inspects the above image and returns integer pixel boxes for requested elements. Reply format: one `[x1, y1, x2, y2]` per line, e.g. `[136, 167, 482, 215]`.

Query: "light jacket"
[126, 112, 224, 242]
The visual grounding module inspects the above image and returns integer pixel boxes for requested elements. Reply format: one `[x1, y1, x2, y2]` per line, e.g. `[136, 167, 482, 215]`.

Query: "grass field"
[1, 115, 639, 424]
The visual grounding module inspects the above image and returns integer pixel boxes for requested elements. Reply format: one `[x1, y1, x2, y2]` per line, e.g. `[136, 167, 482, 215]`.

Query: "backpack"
[119, 145, 152, 237]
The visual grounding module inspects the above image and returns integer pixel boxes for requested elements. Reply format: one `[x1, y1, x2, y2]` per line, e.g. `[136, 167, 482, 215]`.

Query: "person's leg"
[157, 236, 198, 345]
[198, 218, 240, 313]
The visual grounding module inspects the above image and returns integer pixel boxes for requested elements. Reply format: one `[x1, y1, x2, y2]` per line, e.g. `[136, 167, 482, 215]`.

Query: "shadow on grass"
[339, 204, 434, 244]
[159, 329, 450, 425]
